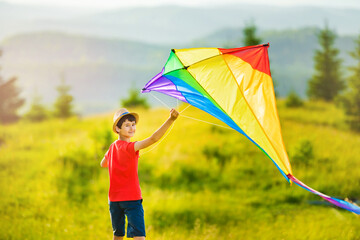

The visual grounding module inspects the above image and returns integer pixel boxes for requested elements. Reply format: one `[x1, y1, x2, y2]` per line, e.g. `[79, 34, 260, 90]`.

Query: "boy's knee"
[113, 236, 123, 240]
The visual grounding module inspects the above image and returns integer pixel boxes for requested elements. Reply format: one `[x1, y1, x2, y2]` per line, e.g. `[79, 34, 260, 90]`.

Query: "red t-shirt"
[104, 140, 141, 201]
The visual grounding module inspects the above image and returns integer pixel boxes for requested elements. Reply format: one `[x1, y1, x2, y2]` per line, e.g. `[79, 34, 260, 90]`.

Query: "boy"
[100, 108, 179, 240]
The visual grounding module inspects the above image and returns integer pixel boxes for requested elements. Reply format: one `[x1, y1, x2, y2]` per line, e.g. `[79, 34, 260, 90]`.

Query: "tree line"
[1, 23, 359, 130]
[0, 50, 74, 123]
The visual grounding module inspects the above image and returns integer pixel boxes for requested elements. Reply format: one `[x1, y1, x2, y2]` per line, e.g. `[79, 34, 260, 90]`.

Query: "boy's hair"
[117, 114, 137, 129]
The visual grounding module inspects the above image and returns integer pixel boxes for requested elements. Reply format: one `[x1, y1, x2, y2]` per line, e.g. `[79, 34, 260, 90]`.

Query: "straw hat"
[112, 108, 139, 133]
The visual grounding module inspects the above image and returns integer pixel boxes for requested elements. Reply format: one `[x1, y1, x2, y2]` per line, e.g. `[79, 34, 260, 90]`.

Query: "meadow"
[0, 100, 359, 240]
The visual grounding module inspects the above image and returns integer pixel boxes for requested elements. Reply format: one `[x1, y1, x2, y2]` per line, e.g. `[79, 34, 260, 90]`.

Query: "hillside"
[1, 29, 357, 114]
[1, 32, 171, 114]
[0, 101, 359, 239]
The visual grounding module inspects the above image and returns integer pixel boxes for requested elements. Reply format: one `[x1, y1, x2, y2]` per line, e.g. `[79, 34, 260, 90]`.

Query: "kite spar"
[142, 44, 360, 214]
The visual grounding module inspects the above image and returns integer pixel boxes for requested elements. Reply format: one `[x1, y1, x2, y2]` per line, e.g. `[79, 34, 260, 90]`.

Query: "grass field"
[0, 100, 359, 239]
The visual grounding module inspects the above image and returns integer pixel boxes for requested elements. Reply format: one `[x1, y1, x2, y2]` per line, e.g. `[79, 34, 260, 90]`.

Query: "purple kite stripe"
[288, 174, 360, 214]
[143, 69, 165, 91]
[142, 72, 188, 103]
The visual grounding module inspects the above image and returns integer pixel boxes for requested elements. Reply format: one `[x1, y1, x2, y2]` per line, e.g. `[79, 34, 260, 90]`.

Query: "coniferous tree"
[54, 77, 74, 118]
[0, 50, 25, 123]
[339, 34, 360, 131]
[25, 91, 48, 122]
[121, 88, 149, 109]
[307, 25, 344, 101]
[286, 90, 304, 108]
[243, 20, 262, 46]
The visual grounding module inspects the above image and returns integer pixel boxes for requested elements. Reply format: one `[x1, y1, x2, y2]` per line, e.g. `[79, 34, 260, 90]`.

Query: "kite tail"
[287, 174, 360, 215]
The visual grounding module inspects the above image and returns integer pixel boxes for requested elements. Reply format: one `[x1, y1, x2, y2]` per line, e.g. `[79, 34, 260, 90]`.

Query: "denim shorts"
[109, 199, 146, 238]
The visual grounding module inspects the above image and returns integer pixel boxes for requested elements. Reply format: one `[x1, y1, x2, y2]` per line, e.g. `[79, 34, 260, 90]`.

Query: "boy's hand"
[170, 108, 179, 120]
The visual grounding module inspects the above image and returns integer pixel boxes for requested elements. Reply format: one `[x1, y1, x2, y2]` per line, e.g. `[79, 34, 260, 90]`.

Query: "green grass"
[0, 101, 359, 239]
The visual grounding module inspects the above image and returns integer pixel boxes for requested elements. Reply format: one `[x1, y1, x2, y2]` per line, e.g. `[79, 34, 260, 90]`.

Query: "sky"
[4, 0, 360, 10]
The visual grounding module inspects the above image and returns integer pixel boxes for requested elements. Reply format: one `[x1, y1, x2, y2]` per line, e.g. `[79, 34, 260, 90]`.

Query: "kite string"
[141, 92, 175, 156]
[179, 114, 233, 130]
[141, 95, 187, 156]
[150, 92, 172, 109]
[141, 92, 234, 155]
[178, 103, 232, 130]
[149, 92, 233, 130]
[179, 104, 191, 113]
[149, 92, 188, 113]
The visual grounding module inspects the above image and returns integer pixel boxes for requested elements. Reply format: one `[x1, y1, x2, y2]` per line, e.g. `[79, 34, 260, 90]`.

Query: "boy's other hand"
[170, 108, 179, 120]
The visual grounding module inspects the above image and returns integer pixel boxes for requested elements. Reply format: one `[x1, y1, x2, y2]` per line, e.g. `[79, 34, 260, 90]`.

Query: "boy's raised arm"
[134, 108, 179, 152]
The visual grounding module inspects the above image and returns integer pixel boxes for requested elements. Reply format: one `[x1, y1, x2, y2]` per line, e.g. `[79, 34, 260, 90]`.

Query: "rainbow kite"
[142, 44, 360, 214]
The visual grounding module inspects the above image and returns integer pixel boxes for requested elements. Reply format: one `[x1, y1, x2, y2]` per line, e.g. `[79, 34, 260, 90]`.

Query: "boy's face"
[117, 119, 136, 138]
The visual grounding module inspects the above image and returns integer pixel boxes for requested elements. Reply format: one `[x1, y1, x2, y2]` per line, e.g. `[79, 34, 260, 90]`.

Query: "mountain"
[1, 2, 360, 44]
[1, 3, 359, 114]
[82, 5, 360, 43]
[1, 32, 171, 114]
[1, 29, 357, 115]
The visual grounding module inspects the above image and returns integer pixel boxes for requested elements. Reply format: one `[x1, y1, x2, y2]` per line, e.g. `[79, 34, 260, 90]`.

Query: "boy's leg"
[124, 200, 146, 239]
[109, 201, 126, 239]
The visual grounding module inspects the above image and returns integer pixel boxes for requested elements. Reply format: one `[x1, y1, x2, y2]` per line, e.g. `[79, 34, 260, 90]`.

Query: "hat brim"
[113, 112, 139, 133]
